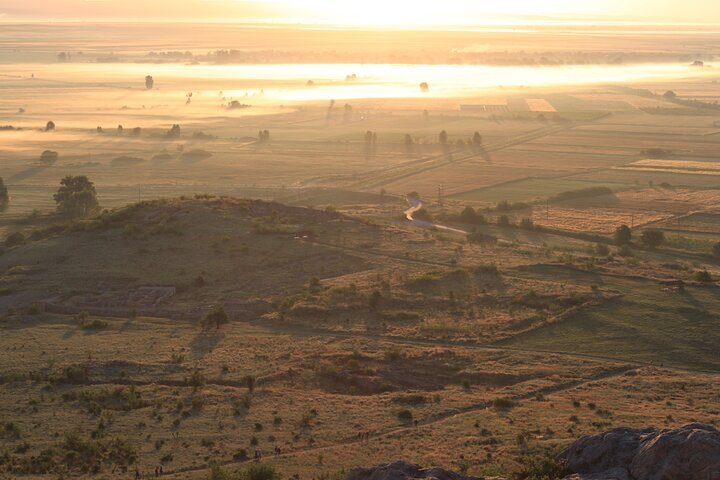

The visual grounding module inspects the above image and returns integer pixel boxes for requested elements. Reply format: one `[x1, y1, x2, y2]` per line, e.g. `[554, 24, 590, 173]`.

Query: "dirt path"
[160, 361, 634, 478]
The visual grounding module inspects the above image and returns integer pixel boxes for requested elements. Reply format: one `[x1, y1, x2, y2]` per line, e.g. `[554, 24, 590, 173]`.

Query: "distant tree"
[439, 130, 448, 144]
[57, 52, 67, 62]
[713, 242, 720, 258]
[459, 206, 478, 224]
[131, 127, 142, 136]
[640, 229, 664, 249]
[497, 215, 511, 227]
[404, 134, 414, 156]
[166, 124, 181, 138]
[258, 130, 270, 142]
[45, 121, 55, 131]
[520, 218, 534, 230]
[614, 225, 632, 245]
[203, 306, 229, 330]
[53, 175, 99, 218]
[472, 132, 483, 145]
[419, 82, 429, 92]
[0, 177, 8, 212]
[663, 90, 677, 100]
[117, 125, 124, 134]
[145, 75, 154, 90]
[40, 150, 59, 164]
[343, 103, 353, 123]
[96, 126, 104, 134]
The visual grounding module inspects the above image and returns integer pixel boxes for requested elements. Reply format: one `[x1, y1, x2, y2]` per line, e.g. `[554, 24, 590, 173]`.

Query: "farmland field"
[1, 20, 720, 480]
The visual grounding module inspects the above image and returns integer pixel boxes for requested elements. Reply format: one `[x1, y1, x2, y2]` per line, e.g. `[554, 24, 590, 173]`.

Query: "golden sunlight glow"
[271, 0, 588, 25]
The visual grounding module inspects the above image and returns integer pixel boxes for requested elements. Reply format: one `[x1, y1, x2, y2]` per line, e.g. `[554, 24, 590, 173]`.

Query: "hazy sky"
[1, 0, 718, 24]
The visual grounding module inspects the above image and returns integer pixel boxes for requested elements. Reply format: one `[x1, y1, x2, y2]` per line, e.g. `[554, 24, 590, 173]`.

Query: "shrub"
[5, 231, 26, 247]
[368, 289, 382, 310]
[595, 243, 610, 256]
[241, 463, 281, 480]
[492, 398, 516, 410]
[614, 225, 632, 245]
[640, 229, 665, 249]
[520, 218, 534, 230]
[550, 187, 612, 203]
[241, 375, 256, 392]
[79, 318, 108, 330]
[459, 206, 486, 225]
[515, 453, 569, 480]
[694, 270, 713, 283]
[61, 365, 89, 384]
[187, 370, 205, 389]
[496, 200, 531, 212]
[397, 409, 413, 423]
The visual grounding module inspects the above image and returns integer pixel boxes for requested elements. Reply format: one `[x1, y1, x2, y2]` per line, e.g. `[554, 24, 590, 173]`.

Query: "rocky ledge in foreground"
[346, 424, 720, 480]
[344, 461, 506, 480]
[561, 423, 720, 480]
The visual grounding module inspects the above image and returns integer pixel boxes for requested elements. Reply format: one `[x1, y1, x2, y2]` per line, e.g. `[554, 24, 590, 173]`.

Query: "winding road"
[404, 195, 468, 235]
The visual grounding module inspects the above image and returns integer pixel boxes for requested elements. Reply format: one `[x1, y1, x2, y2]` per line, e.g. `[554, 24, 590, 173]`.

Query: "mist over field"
[0, 8, 719, 480]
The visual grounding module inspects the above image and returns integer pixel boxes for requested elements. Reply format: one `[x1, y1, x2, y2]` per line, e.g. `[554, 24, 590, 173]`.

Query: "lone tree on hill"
[45, 120, 55, 131]
[439, 130, 448, 144]
[145, 75, 154, 90]
[0, 177, 8, 212]
[203, 306, 229, 330]
[473, 132, 483, 145]
[640, 229, 665, 249]
[614, 225, 632, 245]
[53, 175, 99, 218]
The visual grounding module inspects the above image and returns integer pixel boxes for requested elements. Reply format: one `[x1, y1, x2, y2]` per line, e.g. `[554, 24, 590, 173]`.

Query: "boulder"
[561, 427, 654, 474]
[563, 467, 633, 480]
[561, 424, 720, 480]
[344, 461, 506, 480]
[630, 423, 720, 480]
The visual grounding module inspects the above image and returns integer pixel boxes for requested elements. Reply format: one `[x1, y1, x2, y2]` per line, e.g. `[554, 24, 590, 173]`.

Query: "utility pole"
[546, 201, 549, 222]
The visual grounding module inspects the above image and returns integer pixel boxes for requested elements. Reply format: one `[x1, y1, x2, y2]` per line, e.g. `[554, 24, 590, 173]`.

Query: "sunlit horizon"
[2, 0, 720, 25]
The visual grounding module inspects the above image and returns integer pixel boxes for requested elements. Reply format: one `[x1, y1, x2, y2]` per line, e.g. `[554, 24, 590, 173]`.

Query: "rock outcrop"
[561, 423, 720, 480]
[344, 461, 506, 480]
